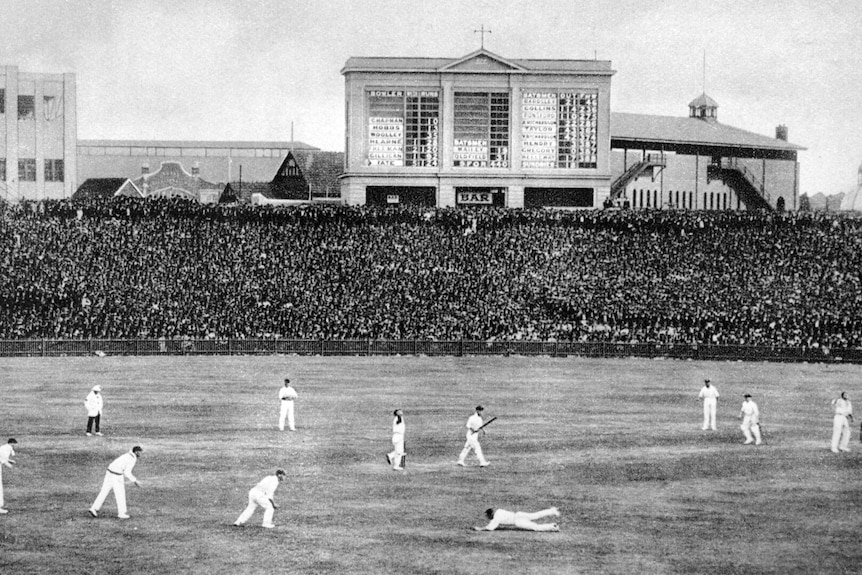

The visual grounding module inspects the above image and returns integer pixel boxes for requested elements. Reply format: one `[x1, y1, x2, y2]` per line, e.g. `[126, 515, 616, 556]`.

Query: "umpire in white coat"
[84, 385, 103, 436]
[830, 392, 853, 453]
[698, 379, 719, 431]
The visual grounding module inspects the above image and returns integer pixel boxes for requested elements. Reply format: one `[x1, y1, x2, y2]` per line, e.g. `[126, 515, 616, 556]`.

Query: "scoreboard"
[367, 90, 439, 167]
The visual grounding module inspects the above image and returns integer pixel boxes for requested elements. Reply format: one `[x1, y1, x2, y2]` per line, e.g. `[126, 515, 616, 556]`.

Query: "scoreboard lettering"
[367, 89, 439, 168]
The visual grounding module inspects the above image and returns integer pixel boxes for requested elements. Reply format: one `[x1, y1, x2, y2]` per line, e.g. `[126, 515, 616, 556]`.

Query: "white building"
[1, 66, 77, 201]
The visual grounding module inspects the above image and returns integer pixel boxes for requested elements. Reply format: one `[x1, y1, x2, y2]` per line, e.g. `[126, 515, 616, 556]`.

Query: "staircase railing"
[720, 158, 773, 207]
[610, 154, 668, 200]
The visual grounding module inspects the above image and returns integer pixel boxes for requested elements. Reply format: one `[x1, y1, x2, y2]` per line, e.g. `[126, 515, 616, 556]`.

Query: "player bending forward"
[234, 469, 285, 529]
[474, 507, 561, 531]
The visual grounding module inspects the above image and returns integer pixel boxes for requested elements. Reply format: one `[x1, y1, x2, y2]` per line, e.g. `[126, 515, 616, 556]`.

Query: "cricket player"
[738, 394, 762, 445]
[457, 406, 490, 467]
[474, 507, 560, 531]
[234, 469, 286, 529]
[89, 446, 143, 519]
[698, 379, 719, 431]
[830, 392, 853, 453]
[84, 385, 104, 436]
[0, 438, 18, 514]
[278, 379, 298, 431]
[386, 409, 405, 471]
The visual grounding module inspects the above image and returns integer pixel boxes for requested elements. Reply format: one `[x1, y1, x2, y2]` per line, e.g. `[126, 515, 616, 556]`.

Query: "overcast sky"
[2, 0, 860, 196]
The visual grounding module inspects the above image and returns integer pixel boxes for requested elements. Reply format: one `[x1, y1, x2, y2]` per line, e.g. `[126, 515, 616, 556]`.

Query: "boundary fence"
[0, 339, 860, 363]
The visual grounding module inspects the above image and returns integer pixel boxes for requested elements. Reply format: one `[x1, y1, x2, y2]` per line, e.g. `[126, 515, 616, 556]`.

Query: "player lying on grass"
[473, 507, 560, 531]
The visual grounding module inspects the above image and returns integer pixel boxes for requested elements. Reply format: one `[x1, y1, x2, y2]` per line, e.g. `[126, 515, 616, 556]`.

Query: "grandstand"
[2, 199, 860, 360]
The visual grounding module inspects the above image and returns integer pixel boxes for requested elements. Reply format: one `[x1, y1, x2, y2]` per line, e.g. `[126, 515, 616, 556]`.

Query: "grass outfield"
[0, 355, 860, 575]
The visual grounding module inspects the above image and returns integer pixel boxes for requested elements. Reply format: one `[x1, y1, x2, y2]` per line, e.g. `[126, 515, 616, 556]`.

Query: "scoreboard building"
[340, 49, 614, 208]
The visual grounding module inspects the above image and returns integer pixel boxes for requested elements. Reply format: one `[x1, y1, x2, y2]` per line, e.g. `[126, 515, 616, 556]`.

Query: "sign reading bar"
[457, 191, 493, 204]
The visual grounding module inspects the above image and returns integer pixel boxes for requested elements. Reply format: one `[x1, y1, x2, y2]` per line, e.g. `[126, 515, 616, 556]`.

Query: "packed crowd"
[2, 197, 862, 348]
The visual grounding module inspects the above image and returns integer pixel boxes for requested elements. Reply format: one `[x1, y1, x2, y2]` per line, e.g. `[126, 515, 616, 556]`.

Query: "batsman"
[457, 405, 494, 468]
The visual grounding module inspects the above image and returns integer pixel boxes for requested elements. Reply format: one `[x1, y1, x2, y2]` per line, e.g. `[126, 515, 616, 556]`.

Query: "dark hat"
[7, 438, 17, 444]
[284, 378, 290, 384]
[704, 379, 711, 383]
[476, 405, 484, 411]
[744, 394, 752, 398]
[132, 445, 143, 453]
[276, 469, 286, 476]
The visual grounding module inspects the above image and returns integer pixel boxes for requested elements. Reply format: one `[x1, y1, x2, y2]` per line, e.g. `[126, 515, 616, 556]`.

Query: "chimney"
[141, 162, 150, 175]
[776, 125, 788, 141]
[192, 161, 200, 176]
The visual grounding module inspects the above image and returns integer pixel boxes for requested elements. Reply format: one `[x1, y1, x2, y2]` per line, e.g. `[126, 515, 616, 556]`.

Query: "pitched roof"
[610, 112, 805, 151]
[290, 151, 344, 197]
[342, 49, 613, 75]
[73, 178, 127, 199]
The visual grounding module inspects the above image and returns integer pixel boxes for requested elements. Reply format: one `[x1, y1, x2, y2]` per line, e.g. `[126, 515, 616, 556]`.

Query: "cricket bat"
[472, 416, 498, 434]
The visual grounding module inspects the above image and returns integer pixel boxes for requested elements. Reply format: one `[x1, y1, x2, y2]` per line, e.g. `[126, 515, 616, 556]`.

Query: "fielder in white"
[0, 438, 18, 514]
[698, 379, 720, 431]
[830, 392, 853, 453]
[278, 379, 298, 431]
[457, 406, 490, 467]
[84, 385, 104, 436]
[474, 507, 560, 531]
[89, 446, 143, 519]
[386, 409, 405, 471]
[738, 394, 762, 445]
[234, 469, 285, 529]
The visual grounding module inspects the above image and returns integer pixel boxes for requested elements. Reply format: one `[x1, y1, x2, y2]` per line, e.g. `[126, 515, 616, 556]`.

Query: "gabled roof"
[439, 49, 527, 72]
[342, 50, 613, 75]
[73, 178, 127, 200]
[290, 150, 344, 197]
[611, 112, 805, 151]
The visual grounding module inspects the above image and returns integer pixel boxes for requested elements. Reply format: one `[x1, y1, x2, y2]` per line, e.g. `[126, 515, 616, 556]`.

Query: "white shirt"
[699, 385, 720, 401]
[832, 398, 852, 417]
[278, 386, 298, 401]
[253, 475, 281, 499]
[107, 451, 138, 483]
[466, 413, 484, 434]
[0, 444, 15, 467]
[483, 509, 516, 530]
[85, 391, 103, 416]
[740, 400, 759, 422]
[392, 417, 405, 436]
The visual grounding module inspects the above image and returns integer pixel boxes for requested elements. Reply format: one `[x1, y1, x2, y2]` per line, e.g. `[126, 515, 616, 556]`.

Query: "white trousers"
[92, 472, 128, 516]
[236, 488, 275, 526]
[388, 433, 405, 469]
[0, 465, 5, 508]
[740, 417, 761, 444]
[513, 509, 559, 531]
[279, 400, 295, 431]
[458, 432, 488, 465]
[702, 398, 717, 430]
[831, 414, 850, 452]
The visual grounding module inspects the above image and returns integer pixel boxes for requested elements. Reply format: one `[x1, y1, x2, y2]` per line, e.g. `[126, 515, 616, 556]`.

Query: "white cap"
[92, 385, 102, 392]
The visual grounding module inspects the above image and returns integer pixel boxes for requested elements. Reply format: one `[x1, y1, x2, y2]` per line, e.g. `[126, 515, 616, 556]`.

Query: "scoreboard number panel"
[367, 90, 439, 168]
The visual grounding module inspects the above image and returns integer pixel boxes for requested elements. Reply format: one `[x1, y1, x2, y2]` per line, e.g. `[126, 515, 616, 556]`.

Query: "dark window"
[45, 159, 64, 182]
[0, 158, 6, 181]
[18, 95, 35, 120]
[0, 89, 5, 114]
[18, 159, 36, 181]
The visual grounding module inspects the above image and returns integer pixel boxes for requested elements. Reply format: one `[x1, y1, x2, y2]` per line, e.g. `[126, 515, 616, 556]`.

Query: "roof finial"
[474, 25, 491, 49]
